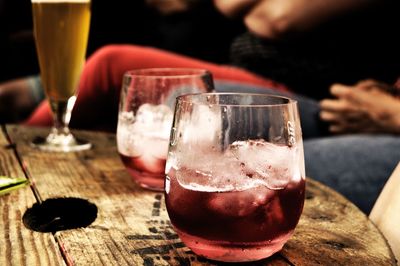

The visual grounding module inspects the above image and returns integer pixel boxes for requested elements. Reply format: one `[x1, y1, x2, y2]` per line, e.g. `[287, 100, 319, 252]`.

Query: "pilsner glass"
[31, 0, 91, 152]
[165, 93, 305, 262]
[116, 68, 214, 191]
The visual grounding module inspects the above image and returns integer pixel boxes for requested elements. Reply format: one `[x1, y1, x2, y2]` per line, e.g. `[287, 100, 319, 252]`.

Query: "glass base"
[126, 168, 165, 192]
[175, 228, 290, 262]
[31, 133, 91, 152]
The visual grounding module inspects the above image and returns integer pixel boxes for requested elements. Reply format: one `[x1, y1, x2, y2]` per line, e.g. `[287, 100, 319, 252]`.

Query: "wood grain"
[283, 180, 397, 265]
[370, 163, 400, 261]
[0, 126, 65, 266]
[4, 125, 397, 265]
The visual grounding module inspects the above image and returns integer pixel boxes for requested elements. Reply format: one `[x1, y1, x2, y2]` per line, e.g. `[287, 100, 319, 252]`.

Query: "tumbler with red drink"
[165, 93, 305, 262]
[116, 68, 213, 191]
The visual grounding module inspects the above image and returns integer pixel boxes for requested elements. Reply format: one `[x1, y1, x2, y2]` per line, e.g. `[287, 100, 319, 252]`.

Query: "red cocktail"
[165, 93, 305, 262]
[117, 105, 170, 190]
[116, 69, 214, 191]
[165, 140, 305, 262]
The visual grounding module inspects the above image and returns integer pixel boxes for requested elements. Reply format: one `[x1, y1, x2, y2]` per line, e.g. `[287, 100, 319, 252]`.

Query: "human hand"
[320, 80, 400, 134]
[214, 0, 309, 39]
[213, 0, 376, 39]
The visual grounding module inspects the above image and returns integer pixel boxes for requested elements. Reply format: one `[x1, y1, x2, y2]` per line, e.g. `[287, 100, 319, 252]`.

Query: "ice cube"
[229, 139, 298, 190]
[171, 139, 300, 193]
[136, 103, 173, 135]
[179, 104, 221, 148]
[207, 186, 275, 217]
[173, 150, 248, 192]
[117, 104, 173, 158]
[117, 112, 142, 157]
[264, 196, 285, 225]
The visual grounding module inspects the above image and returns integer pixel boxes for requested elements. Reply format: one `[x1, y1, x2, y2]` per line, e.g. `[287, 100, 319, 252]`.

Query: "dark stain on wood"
[305, 191, 314, 200]
[82, 154, 93, 161]
[174, 256, 191, 266]
[143, 257, 155, 266]
[324, 240, 347, 250]
[126, 233, 179, 240]
[152, 194, 163, 216]
[23, 197, 97, 232]
[4, 143, 16, 149]
[309, 213, 336, 221]
[132, 242, 186, 255]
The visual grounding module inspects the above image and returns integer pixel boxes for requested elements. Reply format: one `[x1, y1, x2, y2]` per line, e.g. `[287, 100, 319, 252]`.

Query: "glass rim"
[124, 68, 212, 79]
[176, 92, 297, 107]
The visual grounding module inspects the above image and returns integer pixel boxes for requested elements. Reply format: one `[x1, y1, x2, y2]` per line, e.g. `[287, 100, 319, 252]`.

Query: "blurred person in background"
[306, 79, 400, 213]
[214, 0, 400, 99]
[0, 0, 245, 123]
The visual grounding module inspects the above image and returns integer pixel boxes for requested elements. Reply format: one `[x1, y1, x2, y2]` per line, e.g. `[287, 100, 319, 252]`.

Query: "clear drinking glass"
[165, 93, 305, 262]
[31, 0, 91, 152]
[116, 68, 214, 191]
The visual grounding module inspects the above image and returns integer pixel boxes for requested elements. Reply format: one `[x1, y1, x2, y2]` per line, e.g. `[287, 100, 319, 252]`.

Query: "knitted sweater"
[229, 3, 400, 99]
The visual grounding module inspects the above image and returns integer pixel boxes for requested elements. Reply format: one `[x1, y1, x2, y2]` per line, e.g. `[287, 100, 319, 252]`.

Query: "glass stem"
[49, 96, 76, 136]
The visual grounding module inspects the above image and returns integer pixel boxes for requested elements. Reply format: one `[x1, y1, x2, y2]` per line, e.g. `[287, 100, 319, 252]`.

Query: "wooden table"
[0, 125, 396, 266]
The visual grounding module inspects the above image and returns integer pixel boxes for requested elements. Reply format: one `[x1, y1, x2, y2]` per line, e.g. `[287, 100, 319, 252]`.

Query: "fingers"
[331, 81, 391, 102]
[328, 124, 357, 134]
[320, 95, 368, 134]
[213, 0, 258, 18]
[323, 81, 399, 134]
[356, 79, 379, 88]
[356, 79, 392, 92]
[322, 110, 372, 133]
[327, 120, 378, 134]
[327, 124, 346, 134]
[329, 83, 355, 98]
[319, 98, 358, 113]
[243, 0, 288, 39]
[320, 109, 366, 123]
[329, 83, 378, 106]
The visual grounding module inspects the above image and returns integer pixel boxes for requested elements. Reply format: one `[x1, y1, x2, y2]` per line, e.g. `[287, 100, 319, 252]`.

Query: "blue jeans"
[215, 81, 328, 139]
[304, 135, 400, 213]
[215, 81, 400, 214]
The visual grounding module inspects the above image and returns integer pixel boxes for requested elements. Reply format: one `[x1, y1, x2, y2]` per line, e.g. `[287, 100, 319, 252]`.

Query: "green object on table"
[0, 176, 29, 196]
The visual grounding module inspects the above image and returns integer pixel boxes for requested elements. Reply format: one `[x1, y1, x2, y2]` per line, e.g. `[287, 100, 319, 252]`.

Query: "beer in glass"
[31, 0, 91, 152]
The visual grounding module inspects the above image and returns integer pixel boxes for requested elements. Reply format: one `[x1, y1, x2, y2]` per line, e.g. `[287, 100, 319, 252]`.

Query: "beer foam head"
[31, 0, 89, 2]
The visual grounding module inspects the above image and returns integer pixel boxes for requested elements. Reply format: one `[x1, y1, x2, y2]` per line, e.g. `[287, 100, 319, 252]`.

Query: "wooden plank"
[6, 125, 289, 265]
[6, 125, 396, 265]
[282, 180, 396, 265]
[0, 126, 65, 266]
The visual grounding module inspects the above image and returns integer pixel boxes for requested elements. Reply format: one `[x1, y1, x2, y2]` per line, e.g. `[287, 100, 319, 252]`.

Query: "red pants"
[25, 45, 287, 132]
